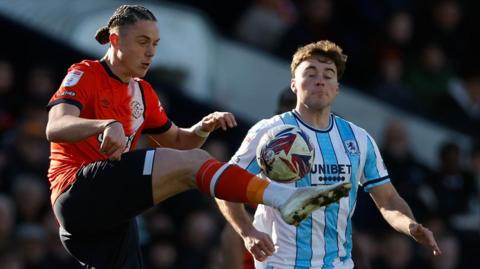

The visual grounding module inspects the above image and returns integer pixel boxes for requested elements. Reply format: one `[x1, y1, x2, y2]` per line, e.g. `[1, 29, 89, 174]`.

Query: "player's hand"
[242, 227, 275, 262]
[199, 111, 237, 132]
[409, 223, 442, 256]
[100, 121, 126, 161]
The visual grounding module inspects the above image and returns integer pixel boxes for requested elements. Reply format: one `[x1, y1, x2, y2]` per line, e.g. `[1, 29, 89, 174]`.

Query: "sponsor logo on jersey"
[311, 164, 352, 184]
[63, 70, 83, 87]
[57, 90, 76, 97]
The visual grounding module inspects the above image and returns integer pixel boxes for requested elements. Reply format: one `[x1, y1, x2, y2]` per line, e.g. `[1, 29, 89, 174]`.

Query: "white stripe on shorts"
[143, 150, 155, 175]
[210, 163, 230, 196]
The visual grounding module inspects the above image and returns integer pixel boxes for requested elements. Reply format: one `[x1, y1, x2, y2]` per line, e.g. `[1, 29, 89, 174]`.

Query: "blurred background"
[0, 0, 479, 268]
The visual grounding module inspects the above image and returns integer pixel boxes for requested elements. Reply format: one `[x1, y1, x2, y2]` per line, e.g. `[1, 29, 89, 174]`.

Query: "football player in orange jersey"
[45, 5, 350, 268]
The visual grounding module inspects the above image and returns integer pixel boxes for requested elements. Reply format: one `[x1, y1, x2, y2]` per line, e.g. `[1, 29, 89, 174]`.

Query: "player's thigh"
[151, 147, 212, 204]
[54, 149, 155, 233]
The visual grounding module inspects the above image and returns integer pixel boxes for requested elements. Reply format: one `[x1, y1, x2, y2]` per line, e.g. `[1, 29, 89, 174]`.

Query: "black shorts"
[53, 149, 156, 269]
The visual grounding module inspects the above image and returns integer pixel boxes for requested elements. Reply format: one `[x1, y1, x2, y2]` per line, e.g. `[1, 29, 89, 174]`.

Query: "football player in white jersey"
[216, 40, 441, 269]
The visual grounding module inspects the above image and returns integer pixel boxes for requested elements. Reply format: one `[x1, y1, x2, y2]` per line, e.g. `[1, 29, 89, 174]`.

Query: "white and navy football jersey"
[230, 111, 390, 269]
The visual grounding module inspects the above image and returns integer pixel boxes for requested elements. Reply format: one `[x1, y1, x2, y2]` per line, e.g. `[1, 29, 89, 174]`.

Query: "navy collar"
[100, 59, 129, 84]
[291, 110, 334, 133]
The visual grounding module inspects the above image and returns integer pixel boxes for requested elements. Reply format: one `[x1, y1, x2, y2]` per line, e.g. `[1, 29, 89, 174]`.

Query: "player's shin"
[195, 159, 293, 208]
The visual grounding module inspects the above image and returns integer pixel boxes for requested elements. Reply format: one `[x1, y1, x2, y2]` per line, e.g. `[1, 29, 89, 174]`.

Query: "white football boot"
[280, 181, 352, 226]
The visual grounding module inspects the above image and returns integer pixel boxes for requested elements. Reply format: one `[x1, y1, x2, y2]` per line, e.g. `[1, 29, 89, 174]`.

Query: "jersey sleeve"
[229, 119, 272, 175]
[47, 66, 94, 111]
[360, 133, 390, 192]
[140, 81, 172, 134]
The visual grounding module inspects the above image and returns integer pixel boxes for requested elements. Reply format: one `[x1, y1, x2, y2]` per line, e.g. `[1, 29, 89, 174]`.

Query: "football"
[256, 124, 315, 183]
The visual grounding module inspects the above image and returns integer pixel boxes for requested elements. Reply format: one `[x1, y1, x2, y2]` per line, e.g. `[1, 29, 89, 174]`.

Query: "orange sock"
[195, 159, 270, 204]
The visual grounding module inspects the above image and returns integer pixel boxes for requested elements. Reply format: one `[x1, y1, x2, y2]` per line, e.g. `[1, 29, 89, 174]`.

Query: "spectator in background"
[144, 239, 178, 269]
[350, 0, 416, 27]
[470, 143, 480, 194]
[0, 251, 24, 269]
[0, 195, 15, 252]
[372, 52, 418, 110]
[0, 150, 9, 194]
[435, 65, 480, 136]
[376, 10, 415, 62]
[371, 231, 417, 269]
[25, 65, 57, 108]
[178, 210, 221, 269]
[141, 208, 179, 268]
[14, 224, 49, 269]
[11, 175, 49, 224]
[235, 0, 297, 50]
[405, 42, 454, 114]
[419, 0, 466, 67]
[0, 59, 17, 134]
[4, 118, 49, 184]
[275, 0, 340, 59]
[429, 141, 475, 223]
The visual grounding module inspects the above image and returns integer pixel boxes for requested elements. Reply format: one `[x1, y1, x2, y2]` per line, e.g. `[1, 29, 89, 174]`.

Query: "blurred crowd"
[171, 0, 480, 137]
[1, 0, 480, 268]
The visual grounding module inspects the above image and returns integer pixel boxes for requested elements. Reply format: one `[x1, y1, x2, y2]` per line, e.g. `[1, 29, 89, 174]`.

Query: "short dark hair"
[95, 5, 157, 45]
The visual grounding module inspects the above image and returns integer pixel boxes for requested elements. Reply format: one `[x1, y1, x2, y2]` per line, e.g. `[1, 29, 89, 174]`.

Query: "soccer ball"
[256, 124, 315, 183]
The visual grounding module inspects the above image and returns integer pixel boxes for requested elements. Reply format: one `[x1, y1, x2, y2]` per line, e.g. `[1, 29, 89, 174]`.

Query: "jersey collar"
[100, 59, 129, 84]
[292, 110, 334, 133]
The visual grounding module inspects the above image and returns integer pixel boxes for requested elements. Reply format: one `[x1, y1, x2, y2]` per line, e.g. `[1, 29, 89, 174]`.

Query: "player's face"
[117, 20, 159, 78]
[291, 56, 339, 112]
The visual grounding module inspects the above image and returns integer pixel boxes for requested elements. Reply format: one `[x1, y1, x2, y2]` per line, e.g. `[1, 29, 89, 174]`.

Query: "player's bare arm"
[46, 103, 127, 160]
[369, 182, 442, 255]
[216, 199, 275, 262]
[148, 111, 237, 149]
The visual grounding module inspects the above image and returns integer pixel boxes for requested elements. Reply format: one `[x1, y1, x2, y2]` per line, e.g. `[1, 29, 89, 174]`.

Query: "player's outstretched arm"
[215, 199, 275, 261]
[369, 183, 442, 256]
[148, 111, 237, 149]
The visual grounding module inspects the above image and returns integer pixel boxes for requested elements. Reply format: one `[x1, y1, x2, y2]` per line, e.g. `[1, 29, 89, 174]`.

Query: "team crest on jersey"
[131, 100, 144, 119]
[344, 139, 359, 155]
[63, 70, 83, 87]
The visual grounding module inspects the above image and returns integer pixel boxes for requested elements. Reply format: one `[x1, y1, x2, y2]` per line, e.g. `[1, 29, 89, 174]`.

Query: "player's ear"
[290, 79, 297, 94]
[109, 33, 120, 47]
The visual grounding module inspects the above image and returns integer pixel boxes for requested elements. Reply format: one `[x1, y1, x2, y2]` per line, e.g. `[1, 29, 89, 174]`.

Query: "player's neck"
[102, 53, 132, 83]
[294, 106, 331, 129]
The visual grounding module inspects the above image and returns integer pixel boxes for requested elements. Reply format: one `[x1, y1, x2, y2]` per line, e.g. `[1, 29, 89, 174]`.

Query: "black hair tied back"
[95, 26, 110, 45]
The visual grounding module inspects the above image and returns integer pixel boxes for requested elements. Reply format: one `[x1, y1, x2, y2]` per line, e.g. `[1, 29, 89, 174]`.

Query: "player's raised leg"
[150, 148, 351, 225]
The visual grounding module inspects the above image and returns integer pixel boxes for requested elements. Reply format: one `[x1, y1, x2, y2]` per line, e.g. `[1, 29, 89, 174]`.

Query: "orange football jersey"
[47, 60, 171, 204]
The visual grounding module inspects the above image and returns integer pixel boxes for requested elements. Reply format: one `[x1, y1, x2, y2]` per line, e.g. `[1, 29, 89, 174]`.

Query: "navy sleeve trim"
[143, 120, 172, 134]
[363, 175, 389, 189]
[46, 99, 83, 111]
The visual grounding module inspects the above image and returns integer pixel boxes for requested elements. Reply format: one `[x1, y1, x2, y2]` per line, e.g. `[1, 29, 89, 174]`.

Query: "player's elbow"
[45, 123, 60, 142]
[45, 126, 55, 142]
